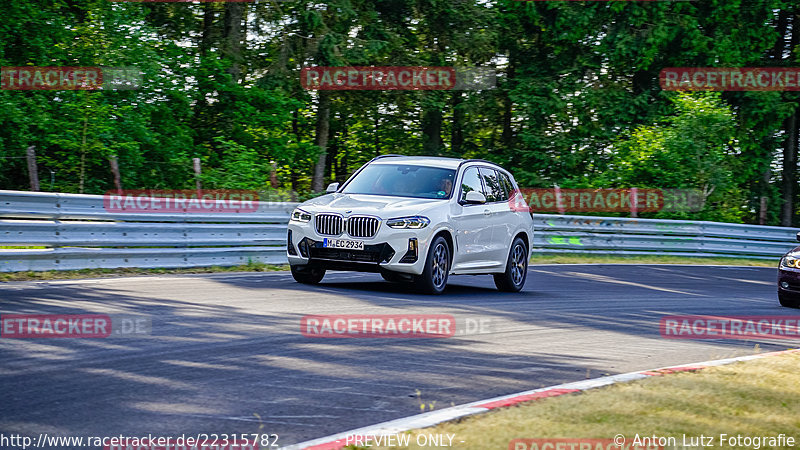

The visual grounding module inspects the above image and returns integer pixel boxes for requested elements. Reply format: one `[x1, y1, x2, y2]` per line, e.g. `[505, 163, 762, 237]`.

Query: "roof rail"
[369, 154, 405, 162]
[463, 158, 498, 165]
[457, 158, 501, 170]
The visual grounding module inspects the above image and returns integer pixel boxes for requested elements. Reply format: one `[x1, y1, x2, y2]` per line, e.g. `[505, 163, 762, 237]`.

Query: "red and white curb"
[282, 348, 800, 450]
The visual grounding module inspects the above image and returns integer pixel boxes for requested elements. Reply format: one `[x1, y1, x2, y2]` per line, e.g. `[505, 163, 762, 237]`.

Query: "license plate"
[323, 238, 364, 250]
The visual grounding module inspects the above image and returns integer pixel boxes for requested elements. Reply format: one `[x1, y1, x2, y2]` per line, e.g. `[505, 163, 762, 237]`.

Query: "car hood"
[298, 193, 445, 218]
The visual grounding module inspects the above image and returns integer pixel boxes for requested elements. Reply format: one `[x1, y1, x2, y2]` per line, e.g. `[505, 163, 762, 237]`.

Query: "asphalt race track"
[1, 265, 799, 449]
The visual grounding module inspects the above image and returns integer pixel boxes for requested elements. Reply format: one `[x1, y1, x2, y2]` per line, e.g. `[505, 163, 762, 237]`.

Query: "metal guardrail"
[532, 215, 799, 260]
[0, 190, 297, 272]
[0, 190, 797, 272]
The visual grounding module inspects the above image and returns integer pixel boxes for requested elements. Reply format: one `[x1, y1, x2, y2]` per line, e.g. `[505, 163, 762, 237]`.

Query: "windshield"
[341, 164, 456, 199]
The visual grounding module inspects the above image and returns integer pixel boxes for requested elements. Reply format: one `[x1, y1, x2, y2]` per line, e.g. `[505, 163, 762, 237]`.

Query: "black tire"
[779, 291, 800, 308]
[416, 236, 450, 294]
[290, 265, 326, 285]
[494, 237, 528, 292]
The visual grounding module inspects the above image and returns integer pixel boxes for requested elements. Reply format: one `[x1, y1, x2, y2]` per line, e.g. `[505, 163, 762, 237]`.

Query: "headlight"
[290, 208, 312, 223]
[782, 255, 800, 268]
[386, 216, 430, 229]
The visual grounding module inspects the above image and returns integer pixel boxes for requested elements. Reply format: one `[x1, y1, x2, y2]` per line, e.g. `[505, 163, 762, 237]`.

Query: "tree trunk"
[109, 156, 122, 193]
[291, 109, 300, 198]
[270, 162, 279, 189]
[502, 58, 515, 150]
[312, 92, 331, 192]
[422, 102, 443, 156]
[780, 12, 800, 226]
[222, 3, 244, 82]
[79, 116, 88, 194]
[451, 92, 464, 155]
[326, 127, 337, 184]
[781, 112, 798, 226]
[631, 69, 651, 97]
[760, 167, 771, 225]
[772, 10, 789, 62]
[337, 125, 349, 184]
[193, 157, 203, 193]
[200, 3, 215, 57]
[374, 109, 381, 157]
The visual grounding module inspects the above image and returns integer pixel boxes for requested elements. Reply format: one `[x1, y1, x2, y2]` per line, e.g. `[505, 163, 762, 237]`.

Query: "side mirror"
[326, 182, 340, 193]
[464, 191, 487, 204]
[796, 231, 800, 242]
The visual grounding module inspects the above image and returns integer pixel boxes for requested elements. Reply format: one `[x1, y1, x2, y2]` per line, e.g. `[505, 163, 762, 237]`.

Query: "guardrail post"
[26, 145, 40, 191]
[193, 158, 202, 193]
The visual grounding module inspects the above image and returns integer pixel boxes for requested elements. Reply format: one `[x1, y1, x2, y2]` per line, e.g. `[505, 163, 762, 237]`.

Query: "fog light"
[287, 230, 298, 255]
[781, 281, 789, 289]
[399, 238, 418, 263]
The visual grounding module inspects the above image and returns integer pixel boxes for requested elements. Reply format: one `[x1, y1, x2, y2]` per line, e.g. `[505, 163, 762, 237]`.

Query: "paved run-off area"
[0, 265, 798, 448]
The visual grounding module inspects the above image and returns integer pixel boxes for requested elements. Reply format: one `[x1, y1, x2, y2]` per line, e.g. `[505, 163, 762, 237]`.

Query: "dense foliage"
[0, 0, 798, 224]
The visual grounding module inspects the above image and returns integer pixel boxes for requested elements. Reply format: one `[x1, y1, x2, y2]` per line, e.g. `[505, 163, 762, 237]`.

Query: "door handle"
[483, 209, 492, 216]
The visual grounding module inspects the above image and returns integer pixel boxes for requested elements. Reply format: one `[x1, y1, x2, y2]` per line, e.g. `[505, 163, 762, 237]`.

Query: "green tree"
[608, 93, 741, 222]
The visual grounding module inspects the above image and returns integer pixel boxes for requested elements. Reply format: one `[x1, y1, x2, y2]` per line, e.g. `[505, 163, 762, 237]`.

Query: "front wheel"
[416, 236, 450, 294]
[494, 238, 528, 292]
[290, 265, 326, 285]
[779, 291, 800, 308]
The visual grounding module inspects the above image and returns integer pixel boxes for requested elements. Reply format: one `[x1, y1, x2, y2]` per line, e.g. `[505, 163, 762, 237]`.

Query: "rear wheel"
[779, 291, 800, 308]
[416, 236, 450, 294]
[290, 265, 325, 285]
[494, 237, 528, 292]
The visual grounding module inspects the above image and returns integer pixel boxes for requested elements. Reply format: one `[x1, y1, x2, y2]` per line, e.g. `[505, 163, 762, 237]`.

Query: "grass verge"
[0, 261, 288, 282]
[368, 351, 800, 450]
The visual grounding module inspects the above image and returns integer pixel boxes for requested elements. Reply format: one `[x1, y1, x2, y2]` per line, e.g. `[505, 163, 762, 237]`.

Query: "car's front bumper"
[777, 265, 800, 297]
[287, 222, 436, 275]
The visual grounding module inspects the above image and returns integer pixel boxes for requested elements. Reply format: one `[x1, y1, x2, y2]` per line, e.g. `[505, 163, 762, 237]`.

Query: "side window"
[459, 167, 484, 202]
[498, 172, 514, 198]
[479, 168, 505, 202]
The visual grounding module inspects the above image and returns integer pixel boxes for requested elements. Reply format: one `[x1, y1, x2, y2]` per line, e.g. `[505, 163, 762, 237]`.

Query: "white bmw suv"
[287, 155, 533, 294]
